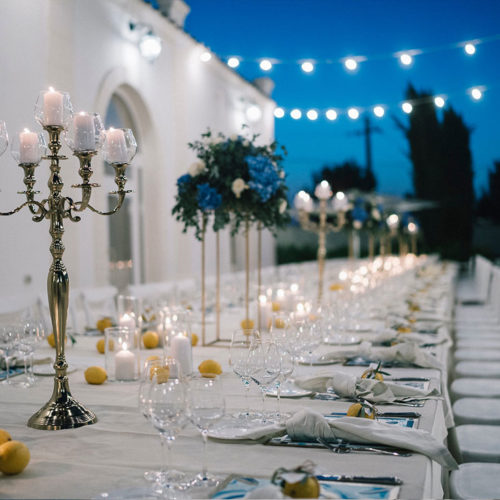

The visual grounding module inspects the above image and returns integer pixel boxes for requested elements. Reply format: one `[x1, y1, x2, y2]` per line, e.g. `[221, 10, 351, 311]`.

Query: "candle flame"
[23, 128, 30, 133]
[109, 127, 115, 132]
[122, 342, 128, 350]
[48, 86, 55, 92]
[79, 111, 87, 116]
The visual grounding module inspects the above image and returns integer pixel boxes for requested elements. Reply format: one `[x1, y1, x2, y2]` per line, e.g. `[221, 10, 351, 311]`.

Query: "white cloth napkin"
[321, 341, 443, 370]
[294, 371, 440, 403]
[210, 408, 457, 469]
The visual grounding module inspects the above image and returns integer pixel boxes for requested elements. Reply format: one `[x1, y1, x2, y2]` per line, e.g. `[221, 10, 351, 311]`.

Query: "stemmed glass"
[248, 339, 281, 423]
[147, 361, 188, 499]
[229, 329, 259, 420]
[187, 377, 225, 487]
[273, 341, 294, 424]
[0, 326, 18, 384]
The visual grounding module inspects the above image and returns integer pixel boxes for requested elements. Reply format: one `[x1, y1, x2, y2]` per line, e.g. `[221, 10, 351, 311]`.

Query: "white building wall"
[0, 0, 276, 297]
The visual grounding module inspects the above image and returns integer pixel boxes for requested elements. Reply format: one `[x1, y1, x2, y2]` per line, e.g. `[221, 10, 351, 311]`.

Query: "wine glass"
[139, 357, 182, 483]
[187, 377, 225, 487]
[229, 329, 259, 420]
[248, 339, 280, 423]
[0, 326, 19, 384]
[273, 340, 294, 424]
[147, 364, 188, 499]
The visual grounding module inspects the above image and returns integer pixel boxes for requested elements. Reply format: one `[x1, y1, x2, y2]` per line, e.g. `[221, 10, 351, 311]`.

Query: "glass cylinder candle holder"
[34, 88, 73, 128]
[162, 306, 192, 347]
[104, 326, 140, 382]
[64, 112, 105, 153]
[168, 327, 192, 376]
[10, 129, 46, 165]
[103, 127, 137, 164]
[117, 295, 142, 333]
[0, 121, 8, 156]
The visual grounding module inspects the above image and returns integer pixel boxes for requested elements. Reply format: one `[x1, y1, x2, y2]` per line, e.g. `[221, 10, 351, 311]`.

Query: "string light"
[464, 42, 477, 55]
[470, 87, 483, 100]
[399, 53, 413, 66]
[326, 109, 338, 121]
[348, 108, 360, 119]
[259, 59, 272, 71]
[274, 107, 285, 118]
[200, 51, 212, 62]
[301, 61, 314, 73]
[344, 58, 358, 71]
[246, 105, 262, 122]
[227, 56, 240, 68]
[434, 96, 446, 108]
[290, 109, 302, 119]
[402, 102, 413, 114]
[373, 105, 385, 117]
[306, 109, 318, 120]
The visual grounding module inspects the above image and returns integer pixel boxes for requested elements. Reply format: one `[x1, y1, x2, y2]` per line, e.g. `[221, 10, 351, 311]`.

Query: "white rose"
[353, 220, 362, 230]
[211, 136, 224, 145]
[229, 133, 239, 141]
[279, 199, 287, 214]
[371, 208, 381, 220]
[242, 139, 250, 147]
[232, 178, 248, 198]
[278, 170, 285, 179]
[188, 160, 206, 177]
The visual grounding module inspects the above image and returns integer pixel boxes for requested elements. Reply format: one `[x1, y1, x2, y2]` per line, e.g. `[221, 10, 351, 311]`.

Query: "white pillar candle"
[43, 88, 64, 126]
[258, 296, 272, 331]
[74, 112, 95, 151]
[106, 128, 128, 163]
[314, 180, 333, 200]
[19, 129, 39, 164]
[170, 333, 192, 375]
[119, 313, 136, 331]
[115, 344, 136, 380]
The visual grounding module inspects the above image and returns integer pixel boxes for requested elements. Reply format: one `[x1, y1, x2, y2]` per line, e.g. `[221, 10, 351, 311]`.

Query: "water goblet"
[187, 376, 225, 487]
[0, 326, 19, 384]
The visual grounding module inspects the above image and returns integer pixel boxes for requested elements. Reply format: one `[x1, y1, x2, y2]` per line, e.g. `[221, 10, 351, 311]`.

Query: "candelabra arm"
[70, 152, 99, 212]
[0, 199, 47, 218]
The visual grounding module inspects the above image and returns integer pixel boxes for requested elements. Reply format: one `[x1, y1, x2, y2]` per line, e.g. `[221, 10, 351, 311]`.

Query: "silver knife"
[316, 474, 402, 485]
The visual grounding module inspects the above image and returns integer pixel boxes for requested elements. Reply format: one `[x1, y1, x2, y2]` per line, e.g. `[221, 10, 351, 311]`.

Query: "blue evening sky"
[184, 0, 500, 198]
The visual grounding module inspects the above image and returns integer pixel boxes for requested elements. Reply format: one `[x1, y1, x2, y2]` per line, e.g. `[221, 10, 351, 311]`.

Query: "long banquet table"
[1, 318, 452, 499]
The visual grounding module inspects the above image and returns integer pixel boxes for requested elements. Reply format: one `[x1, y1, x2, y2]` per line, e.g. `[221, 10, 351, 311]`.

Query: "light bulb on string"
[227, 57, 240, 68]
[306, 109, 318, 121]
[402, 102, 413, 114]
[200, 51, 212, 62]
[470, 87, 483, 100]
[464, 43, 476, 55]
[301, 61, 314, 73]
[326, 109, 338, 121]
[373, 105, 385, 118]
[434, 96, 446, 108]
[347, 108, 359, 120]
[259, 59, 272, 71]
[344, 58, 358, 71]
[274, 107, 285, 119]
[399, 53, 413, 66]
[290, 109, 302, 120]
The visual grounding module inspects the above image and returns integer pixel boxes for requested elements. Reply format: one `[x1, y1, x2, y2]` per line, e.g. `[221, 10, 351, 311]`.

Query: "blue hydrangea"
[177, 174, 191, 192]
[352, 201, 368, 223]
[197, 183, 222, 211]
[245, 155, 282, 202]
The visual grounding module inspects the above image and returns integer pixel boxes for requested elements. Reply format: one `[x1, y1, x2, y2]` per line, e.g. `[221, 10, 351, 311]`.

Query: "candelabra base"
[27, 378, 97, 430]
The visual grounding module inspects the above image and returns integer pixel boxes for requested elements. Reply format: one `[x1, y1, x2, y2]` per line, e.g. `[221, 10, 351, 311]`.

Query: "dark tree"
[312, 160, 377, 193]
[477, 161, 500, 223]
[395, 84, 475, 260]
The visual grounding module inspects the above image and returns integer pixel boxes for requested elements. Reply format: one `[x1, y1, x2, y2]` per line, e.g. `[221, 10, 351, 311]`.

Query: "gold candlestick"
[0, 106, 134, 430]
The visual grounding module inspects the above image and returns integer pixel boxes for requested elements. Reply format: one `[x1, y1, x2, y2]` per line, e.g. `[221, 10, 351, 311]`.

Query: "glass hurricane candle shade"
[34, 88, 73, 128]
[103, 128, 137, 164]
[64, 112, 105, 153]
[0, 121, 8, 156]
[10, 129, 46, 165]
[104, 327, 140, 382]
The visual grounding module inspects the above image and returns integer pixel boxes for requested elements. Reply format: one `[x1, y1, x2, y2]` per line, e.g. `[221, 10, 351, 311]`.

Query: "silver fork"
[317, 437, 411, 457]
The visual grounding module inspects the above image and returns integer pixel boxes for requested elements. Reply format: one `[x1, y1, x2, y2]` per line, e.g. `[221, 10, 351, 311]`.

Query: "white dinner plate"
[324, 334, 361, 346]
[266, 383, 312, 398]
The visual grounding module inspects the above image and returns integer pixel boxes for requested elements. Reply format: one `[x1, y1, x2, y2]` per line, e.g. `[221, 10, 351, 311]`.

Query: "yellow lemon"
[407, 316, 417, 324]
[84, 366, 107, 385]
[240, 319, 255, 330]
[397, 326, 412, 334]
[346, 402, 375, 419]
[282, 476, 320, 499]
[409, 304, 420, 312]
[96, 338, 114, 354]
[198, 359, 222, 378]
[142, 331, 159, 349]
[271, 301, 281, 312]
[329, 283, 344, 291]
[150, 365, 170, 383]
[0, 430, 12, 446]
[0, 441, 30, 475]
[96, 317, 113, 333]
[191, 333, 199, 347]
[146, 355, 160, 363]
[361, 369, 384, 381]
[47, 333, 67, 348]
[274, 318, 286, 329]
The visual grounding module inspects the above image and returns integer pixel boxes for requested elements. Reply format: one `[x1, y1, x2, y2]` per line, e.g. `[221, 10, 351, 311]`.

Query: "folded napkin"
[321, 341, 443, 370]
[294, 371, 440, 403]
[211, 408, 457, 469]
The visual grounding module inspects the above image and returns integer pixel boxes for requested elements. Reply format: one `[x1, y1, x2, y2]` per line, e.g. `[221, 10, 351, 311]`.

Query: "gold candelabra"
[0, 89, 135, 430]
[295, 182, 345, 302]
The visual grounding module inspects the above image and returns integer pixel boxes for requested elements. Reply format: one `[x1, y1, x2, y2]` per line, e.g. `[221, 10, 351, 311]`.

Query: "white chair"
[456, 338, 500, 349]
[454, 349, 500, 362]
[456, 255, 493, 305]
[450, 463, 500, 499]
[453, 398, 500, 425]
[0, 293, 41, 326]
[77, 286, 118, 332]
[455, 361, 500, 378]
[455, 425, 500, 462]
[451, 378, 500, 400]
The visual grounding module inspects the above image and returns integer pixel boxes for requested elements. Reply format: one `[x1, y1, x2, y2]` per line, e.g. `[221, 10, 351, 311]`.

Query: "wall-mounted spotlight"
[129, 21, 162, 62]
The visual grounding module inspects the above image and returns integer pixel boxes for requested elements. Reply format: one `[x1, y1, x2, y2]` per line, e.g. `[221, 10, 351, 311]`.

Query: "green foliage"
[395, 84, 475, 261]
[477, 161, 500, 223]
[172, 129, 290, 240]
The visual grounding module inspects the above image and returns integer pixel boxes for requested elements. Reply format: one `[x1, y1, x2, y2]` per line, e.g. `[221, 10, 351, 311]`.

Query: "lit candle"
[73, 112, 95, 151]
[106, 128, 128, 163]
[19, 129, 39, 164]
[43, 87, 64, 126]
[170, 332, 192, 375]
[119, 313, 135, 331]
[275, 288, 286, 311]
[114, 343, 136, 380]
[258, 295, 272, 331]
[287, 283, 299, 309]
[294, 302, 307, 320]
[294, 191, 314, 212]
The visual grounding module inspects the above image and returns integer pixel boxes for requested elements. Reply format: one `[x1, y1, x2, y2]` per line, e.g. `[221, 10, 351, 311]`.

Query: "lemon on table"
[329, 283, 344, 291]
[271, 302, 281, 312]
[47, 333, 67, 348]
[0, 440, 30, 475]
[361, 368, 384, 381]
[240, 319, 254, 330]
[142, 331, 159, 349]
[191, 333, 199, 346]
[346, 402, 375, 419]
[150, 365, 170, 383]
[96, 338, 114, 354]
[146, 355, 160, 363]
[397, 326, 412, 333]
[96, 317, 113, 333]
[282, 476, 320, 498]
[274, 318, 286, 329]
[198, 359, 222, 378]
[84, 366, 107, 385]
[0, 430, 12, 446]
